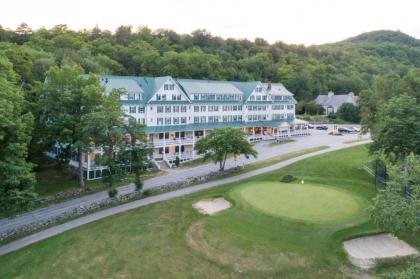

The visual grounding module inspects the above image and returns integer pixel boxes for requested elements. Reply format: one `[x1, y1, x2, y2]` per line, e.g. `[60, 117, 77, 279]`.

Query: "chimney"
[267, 80, 272, 90]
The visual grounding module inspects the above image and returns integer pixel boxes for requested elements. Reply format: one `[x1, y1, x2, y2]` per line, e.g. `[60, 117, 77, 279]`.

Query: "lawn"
[0, 145, 415, 278]
[35, 160, 162, 197]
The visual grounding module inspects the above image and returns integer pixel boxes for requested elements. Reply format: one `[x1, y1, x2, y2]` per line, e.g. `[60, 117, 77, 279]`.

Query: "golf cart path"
[0, 140, 369, 256]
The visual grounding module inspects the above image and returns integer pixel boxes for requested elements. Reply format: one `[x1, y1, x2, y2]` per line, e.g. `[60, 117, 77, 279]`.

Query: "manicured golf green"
[238, 182, 368, 223]
[0, 145, 416, 278]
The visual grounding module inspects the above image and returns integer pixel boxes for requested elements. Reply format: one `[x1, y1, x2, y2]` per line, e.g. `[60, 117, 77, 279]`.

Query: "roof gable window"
[164, 83, 175, 91]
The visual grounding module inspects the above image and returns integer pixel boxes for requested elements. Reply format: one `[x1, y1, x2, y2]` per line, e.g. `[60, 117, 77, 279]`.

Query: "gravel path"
[0, 138, 369, 256]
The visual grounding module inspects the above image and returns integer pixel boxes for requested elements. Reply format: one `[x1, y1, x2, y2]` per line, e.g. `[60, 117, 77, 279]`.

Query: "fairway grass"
[237, 182, 369, 224]
[1, 145, 414, 278]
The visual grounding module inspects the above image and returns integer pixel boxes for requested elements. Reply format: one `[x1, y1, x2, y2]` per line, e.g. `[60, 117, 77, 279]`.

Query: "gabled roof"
[98, 75, 296, 104]
[231, 81, 260, 100]
[177, 79, 243, 95]
[100, 78, 144, 94]
[263, 83, 293, 96]
[314, 92, 357, 107]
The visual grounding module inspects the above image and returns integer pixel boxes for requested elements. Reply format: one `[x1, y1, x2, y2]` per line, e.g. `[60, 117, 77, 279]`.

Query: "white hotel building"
[57, 75, 309, 180]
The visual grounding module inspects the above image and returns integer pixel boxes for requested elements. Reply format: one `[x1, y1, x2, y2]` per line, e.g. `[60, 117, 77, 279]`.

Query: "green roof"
[99, 75, 295, 105]
[231, 81, 259, 101]
[144, 120, 293, 133]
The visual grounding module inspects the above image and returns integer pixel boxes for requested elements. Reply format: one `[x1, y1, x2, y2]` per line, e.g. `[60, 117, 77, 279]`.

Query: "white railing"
[165, 151, 194, 162]
[149, 137, 195, 147]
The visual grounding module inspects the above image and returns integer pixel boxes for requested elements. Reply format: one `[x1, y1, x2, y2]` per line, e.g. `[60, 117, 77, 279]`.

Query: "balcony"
[149, 137, 196, 147]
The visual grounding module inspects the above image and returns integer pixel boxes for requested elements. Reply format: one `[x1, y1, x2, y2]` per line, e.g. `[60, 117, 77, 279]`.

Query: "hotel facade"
[51, 75, 310, 180]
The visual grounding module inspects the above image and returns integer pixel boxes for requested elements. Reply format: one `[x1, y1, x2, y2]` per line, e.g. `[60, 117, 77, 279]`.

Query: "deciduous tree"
[0, 57, 36, 214]
[42, 66, 105, 188]
[195, 128, 257, 171]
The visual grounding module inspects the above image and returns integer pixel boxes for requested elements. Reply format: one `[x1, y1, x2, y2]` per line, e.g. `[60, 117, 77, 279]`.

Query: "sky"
[1, 0, 420, 45]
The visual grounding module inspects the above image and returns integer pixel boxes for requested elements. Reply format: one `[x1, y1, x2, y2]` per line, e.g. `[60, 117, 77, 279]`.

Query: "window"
[181, 117, 187, 124]
[201, 116, 206, 123]
[138, 106, 145, 113]
[173, 117, 179, 125]
[287, 105, 294, 110]
[193, 94, 199, 100]
[161, 94, 166, 101]
[256, 95, 262, 101]
[194, 106, 199, 112]
[201, 105, 206, 112]
[128, 93, 135, 100]
[157, 118, 163, 125]
[262, 96, 267, 101]
[176, 94, 181, 100]
[165, 117, 171, 125]
[173, 106, 179, 113]
[194, 116, 199, 123]
[250, 96, 255, 101]
[172, 94, 176, 101]
[164, 84, 169, 90]
[181, 106, 187, 112]
[157, 106, 164, 113]
[165, 106, 171, 113]
[170, 84, 174, 90]
[129, 106, 136, 113]
[156, 94, 161, 100]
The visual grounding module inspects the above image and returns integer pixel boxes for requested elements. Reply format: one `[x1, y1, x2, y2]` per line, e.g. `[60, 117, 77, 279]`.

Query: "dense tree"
[336, 103, 361, 123]
[82, 90, 126, 196]
[370, 95, 420, 160]
[124, 117, 151, 191]
[195, 128, 257, 171]
[372, 154, 420, 234]
[296, 102, 325, 115]
[41, 66, 106, 188]
[0, 57, 36, 214]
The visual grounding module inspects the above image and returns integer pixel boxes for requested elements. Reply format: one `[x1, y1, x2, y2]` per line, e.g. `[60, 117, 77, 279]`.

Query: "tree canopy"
[195, 128, 257, 171]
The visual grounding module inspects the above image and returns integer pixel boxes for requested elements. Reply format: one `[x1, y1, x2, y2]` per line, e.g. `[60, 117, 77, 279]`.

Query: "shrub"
[142, 189, 152, 197]
[108, 188, 118, 198]
[281, 174, 295, 182]
[337, 103, 361, 123]
[175, 156, 180, 167]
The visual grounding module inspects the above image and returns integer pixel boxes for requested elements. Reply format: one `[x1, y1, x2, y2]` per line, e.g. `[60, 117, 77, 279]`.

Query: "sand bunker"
[193, 198, 231, 215]
[343, 233, 418, 269]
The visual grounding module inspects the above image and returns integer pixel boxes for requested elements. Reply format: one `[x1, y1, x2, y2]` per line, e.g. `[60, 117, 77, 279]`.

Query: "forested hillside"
[1, 24, 420, 101]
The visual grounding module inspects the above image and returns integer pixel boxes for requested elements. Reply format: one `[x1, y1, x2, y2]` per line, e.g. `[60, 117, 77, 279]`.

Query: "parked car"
[338, 127, 353, 133]
[348, 126, 361, 133]
[316, 125, 328, 130]
[308, 124, 314, 129]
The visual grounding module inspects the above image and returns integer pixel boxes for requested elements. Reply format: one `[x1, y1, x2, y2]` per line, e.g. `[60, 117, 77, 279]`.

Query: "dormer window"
[128, 93, 135, 100]
[164, 84, 175, 90]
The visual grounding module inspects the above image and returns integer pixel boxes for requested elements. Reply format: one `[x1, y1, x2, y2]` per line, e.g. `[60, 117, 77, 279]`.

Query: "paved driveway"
[0, 127, 368, 237]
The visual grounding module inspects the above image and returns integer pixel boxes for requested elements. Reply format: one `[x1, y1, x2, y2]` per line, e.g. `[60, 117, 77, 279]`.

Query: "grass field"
[0, 145, 416, 278]
[237, 182, 369, 224]
[35, 162, 162, 197]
